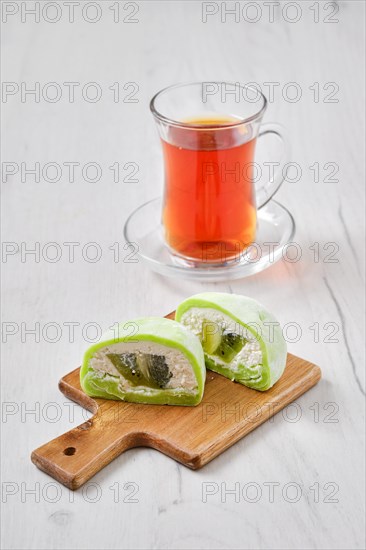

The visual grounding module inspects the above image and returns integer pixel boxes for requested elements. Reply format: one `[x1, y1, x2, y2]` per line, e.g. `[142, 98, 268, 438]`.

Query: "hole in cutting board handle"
[63, 447, 76, 456]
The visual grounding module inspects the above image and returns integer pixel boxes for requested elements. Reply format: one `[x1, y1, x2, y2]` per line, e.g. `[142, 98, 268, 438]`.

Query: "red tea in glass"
[150, 83, 287, 265]
[161, 117, 257, 262]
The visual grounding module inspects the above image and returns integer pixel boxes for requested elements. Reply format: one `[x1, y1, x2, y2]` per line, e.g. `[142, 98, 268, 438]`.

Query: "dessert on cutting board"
[80, 292, 287, 405]
[80, 317, 206, 406]
[176, 292, 287, 391]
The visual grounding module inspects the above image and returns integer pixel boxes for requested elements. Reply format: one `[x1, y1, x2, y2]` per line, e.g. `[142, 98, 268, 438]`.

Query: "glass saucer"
[123, 197, 296, 282]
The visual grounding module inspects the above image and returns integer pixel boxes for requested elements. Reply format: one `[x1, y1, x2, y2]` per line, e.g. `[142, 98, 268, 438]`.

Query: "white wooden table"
[1, 1, 365, 549]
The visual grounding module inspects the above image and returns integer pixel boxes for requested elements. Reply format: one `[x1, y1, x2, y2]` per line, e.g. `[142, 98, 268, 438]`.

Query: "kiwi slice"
[223, 331, 245, 352]
[107, 353, 142, 385]
[214, 331, 245, 363]
[201, 321, 222, 354]
[145, 354, 172, 388]
[107, 352, 172, 389]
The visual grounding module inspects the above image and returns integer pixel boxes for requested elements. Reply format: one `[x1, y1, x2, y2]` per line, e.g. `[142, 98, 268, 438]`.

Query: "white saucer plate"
[123, 197, 296, 282]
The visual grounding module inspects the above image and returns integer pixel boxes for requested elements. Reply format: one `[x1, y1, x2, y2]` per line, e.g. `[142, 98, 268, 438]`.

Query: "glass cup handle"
[255, 123, 289, 209]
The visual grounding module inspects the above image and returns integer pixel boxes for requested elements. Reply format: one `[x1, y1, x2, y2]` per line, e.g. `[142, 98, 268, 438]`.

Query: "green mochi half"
[80, 317, 206, 406]
[175, 292, 287, 391]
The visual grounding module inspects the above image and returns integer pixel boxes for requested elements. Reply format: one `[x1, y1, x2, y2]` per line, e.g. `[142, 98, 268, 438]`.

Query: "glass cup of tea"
[150, 82, 288, 266]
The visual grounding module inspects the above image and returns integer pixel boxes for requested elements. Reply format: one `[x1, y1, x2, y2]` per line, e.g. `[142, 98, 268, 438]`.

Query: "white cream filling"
[180, 308, 262, 374]
[89, 341, 198, 394]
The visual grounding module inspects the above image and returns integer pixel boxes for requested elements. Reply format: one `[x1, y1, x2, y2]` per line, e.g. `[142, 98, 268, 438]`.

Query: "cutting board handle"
[31, 408, 140, 490]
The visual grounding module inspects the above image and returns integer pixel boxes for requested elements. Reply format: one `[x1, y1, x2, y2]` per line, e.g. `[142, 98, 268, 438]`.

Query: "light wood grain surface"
[1, 1, 365, 549]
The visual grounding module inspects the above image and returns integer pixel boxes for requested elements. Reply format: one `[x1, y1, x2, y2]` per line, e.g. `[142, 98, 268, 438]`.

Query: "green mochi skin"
[80, 317, 206, 406]
[175, 292, 287, 391]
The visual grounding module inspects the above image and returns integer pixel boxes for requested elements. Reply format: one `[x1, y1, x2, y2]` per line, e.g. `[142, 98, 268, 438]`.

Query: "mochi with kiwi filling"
[176, 292, 286, 391]
[80, 317, 205, 406]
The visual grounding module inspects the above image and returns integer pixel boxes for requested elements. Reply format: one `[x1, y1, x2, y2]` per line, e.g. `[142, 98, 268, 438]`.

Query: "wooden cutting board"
[31, 311, 321, 490]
